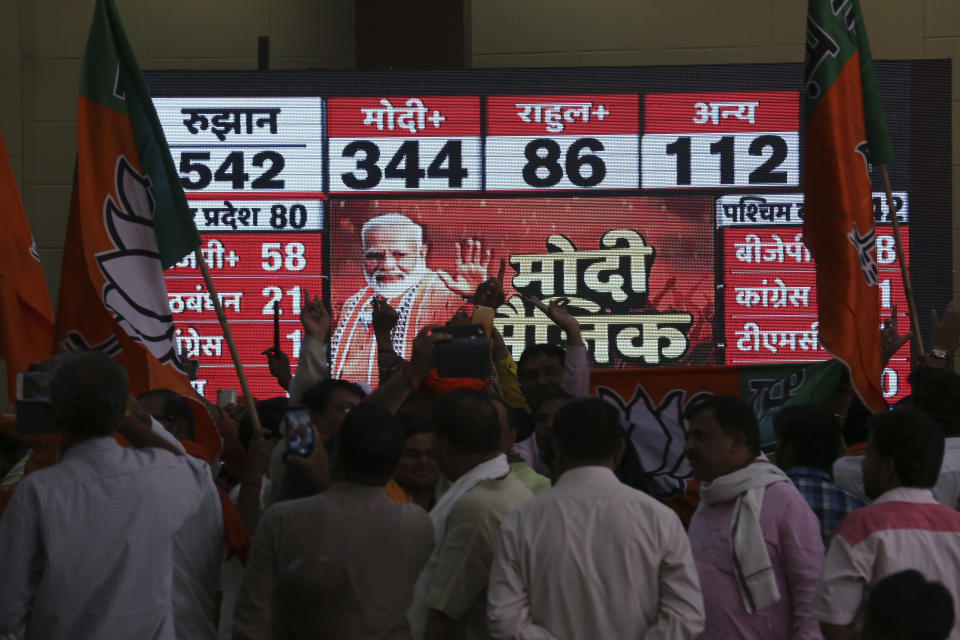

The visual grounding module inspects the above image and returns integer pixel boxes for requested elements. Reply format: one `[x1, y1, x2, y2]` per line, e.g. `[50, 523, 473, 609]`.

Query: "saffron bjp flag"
[54, 0, 200, 399]
[0, 131, 55, 402]
[591, 359, 847, 499]
[803, 0, 892, 413]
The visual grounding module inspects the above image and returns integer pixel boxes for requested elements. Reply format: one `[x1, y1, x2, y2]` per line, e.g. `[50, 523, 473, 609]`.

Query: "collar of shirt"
[786, 466, 832, 482]
[873, 486, 939, 505]
[843, 442, 866, 456]
[555, 465, 619, 489]
[61, 435, 120, 461]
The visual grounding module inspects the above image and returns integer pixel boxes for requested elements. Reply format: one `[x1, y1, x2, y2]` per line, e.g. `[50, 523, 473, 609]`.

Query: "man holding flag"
[0, 2, 230, 640]
[803, 0, 893, 414]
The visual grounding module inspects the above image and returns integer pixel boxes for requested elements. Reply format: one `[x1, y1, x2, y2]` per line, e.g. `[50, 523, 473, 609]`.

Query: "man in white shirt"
[140, 388, 225, 640]
[0, 352, 209, 640]
[487, 397, 705, 639]
[910, 367, 960, 508]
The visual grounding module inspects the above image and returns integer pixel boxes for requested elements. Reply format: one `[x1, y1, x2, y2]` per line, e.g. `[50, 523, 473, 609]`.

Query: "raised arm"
[288, 288, 331, 404]
[371, 296, 404, 383]
[365, 325, 451, 414]
[528, 296, 589, 398]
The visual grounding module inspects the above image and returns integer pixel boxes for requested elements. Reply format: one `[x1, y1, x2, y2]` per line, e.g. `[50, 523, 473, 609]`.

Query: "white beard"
[364, 264, 428, 300]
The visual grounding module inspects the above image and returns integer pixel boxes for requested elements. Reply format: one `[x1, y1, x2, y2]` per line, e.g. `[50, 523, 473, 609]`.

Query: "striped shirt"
[813, 487, 960, 639]
[0, 437, 207, 640]
[786, 466, 865, 546]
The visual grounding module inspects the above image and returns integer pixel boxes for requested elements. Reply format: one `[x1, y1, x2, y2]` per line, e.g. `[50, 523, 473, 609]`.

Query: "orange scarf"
[421, 369, 487, 395]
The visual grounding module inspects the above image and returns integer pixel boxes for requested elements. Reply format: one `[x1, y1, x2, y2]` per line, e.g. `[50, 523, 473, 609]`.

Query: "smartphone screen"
[434, 325, 490, 378]
[16, 371, 51, 403]
[15, 371, 59, 435]
[284, 407, 314, 457]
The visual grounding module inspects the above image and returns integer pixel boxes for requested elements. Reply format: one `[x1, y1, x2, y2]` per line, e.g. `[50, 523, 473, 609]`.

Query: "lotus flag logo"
[94, 156, 184, 371]
[597, 384, 711, 498]
[847, 221, 878, 287]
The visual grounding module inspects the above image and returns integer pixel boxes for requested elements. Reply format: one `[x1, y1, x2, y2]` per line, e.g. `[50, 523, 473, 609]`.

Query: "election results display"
[147, 61, 951, 403]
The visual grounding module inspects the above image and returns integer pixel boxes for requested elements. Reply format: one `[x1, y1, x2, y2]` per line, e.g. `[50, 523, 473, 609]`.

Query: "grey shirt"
[233, 481, 434, 640]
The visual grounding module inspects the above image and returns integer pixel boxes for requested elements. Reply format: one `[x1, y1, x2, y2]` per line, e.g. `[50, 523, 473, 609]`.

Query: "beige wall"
[0, 0, 957, 391]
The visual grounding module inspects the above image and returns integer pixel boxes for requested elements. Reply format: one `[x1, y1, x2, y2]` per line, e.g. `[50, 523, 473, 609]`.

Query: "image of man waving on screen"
[331, 213, 490, 385]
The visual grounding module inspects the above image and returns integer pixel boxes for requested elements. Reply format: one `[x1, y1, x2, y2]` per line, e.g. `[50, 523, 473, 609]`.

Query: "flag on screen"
[0, 131, 55, 403]
[803, 0, 892, 413]
[54, 0, 200, 399]
[591, 359, 847, 499]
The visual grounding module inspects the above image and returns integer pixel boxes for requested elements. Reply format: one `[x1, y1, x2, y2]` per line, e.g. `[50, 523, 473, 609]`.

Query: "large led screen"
[147, 61, 951, 403]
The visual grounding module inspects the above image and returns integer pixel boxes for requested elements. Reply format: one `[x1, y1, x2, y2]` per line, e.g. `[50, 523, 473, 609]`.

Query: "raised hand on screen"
[438, 238, 491, 298]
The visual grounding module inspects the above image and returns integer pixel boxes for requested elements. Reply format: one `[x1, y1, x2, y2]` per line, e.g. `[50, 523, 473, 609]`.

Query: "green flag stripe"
[81, 0, 200, 269]
[804, 0, 893, 165]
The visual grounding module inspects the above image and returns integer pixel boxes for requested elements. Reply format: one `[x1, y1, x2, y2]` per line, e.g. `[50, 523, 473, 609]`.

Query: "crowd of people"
[2, 263, 960, 640]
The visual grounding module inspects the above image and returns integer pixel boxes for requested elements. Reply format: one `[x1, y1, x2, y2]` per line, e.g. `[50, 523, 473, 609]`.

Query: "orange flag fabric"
[54, 0, 200, 400]
[803, 0, 893, 413]
[0, 131, 55, 403]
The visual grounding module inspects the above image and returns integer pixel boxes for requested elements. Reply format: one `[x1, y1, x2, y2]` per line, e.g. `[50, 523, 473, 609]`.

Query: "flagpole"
[879, 165, 924, 356]
[195, 248, 264, 434]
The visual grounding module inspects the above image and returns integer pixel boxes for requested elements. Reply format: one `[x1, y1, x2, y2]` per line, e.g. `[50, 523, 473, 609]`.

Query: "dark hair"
[685, 395, 760, 457]
[774, 404, 841, 471]
[239, 397, 289, 447]
[864, 570, 954, 640]
[338, 404, 404, 482]
[517, 343, 565, 378]
[553, 398, 624, 464]
[396, 387, 438, 424]
[843, 395, 872, 446]
[138, 388, 195, 440]
[909, 368, 960, 437]
[433, 389, 501, 455]
[869, 407, 944, 489]
[402, 418, 434, 440]
[529, 385, 573, 412]
[301, 379, 366, 414]
[50, 352, 128, 439]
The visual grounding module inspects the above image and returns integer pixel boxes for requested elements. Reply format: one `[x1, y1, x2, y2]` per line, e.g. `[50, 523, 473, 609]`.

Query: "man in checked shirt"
[774, 404, 865, 547]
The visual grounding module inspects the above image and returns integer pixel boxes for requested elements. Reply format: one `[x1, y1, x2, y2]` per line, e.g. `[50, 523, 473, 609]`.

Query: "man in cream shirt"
[487, 398, 705, 639]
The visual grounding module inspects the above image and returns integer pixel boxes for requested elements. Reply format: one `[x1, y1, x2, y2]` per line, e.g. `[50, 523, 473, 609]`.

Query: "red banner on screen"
[165, 232, 324, 401]
[487, 95, 639, 136]
[722, 223, 911, 403]
[328, 196, 716, 387]
[644, 91, 799, 134]
[327, 96, 481, 137]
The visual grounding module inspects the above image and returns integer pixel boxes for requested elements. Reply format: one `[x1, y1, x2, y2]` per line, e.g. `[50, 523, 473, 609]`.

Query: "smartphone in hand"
[434, 325, 490, 379]
[15, 371, 58, 435]
[284, 406, 315, 457]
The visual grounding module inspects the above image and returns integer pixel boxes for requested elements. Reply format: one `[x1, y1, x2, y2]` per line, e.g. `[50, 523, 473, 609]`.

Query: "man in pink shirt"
[684, 395, 824, 639]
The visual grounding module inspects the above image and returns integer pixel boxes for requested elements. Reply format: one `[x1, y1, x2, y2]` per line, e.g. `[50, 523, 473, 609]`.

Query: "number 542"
[180, 151, 285, 190]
